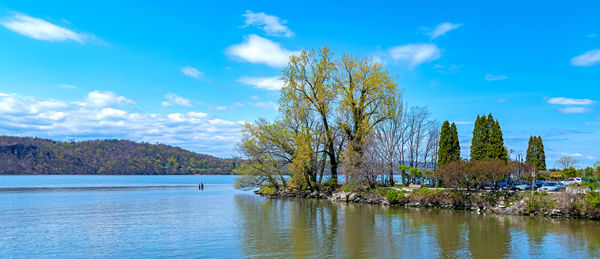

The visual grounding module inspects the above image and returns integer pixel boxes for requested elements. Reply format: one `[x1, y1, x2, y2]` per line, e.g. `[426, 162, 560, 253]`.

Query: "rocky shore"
[255, 186, 600, 220]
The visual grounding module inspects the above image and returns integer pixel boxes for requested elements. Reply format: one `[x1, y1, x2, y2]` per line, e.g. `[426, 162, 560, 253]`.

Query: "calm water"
[1, 175, 599, 258]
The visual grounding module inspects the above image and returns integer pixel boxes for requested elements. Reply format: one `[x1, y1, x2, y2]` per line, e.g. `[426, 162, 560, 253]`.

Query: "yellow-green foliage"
[260, 185, 276, 195]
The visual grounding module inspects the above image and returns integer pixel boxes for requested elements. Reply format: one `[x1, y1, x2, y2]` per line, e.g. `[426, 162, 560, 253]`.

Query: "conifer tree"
[437, 121, 452, 167]
[470, 115, 488, 160]
[488, 119, 507, 162]
[526, 136, 546, 170]
[537, 136, 546, 170]
[450, 122, 460, 161]
[471, 114, 506, 162]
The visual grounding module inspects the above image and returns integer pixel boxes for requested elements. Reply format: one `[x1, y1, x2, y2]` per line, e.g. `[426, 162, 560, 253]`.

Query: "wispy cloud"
[571, 49, 600, 66]
[58, 84, 77, 89]
[237, 76, 283, 91]
[388, 43, 441, 67]
[560, 152, 583, 157]
[429, 22, 462, 39]
[1, 12, 100, 44]
[181, 66, 203, 79]
[452, 121, 473, 125]
[161, 93, 192, 107]
[546, 97, 596, 106]
[485, 74, 507, 81]
[226, 34, 299, 68]
[255, 101, 279, 111]
[558, 107, 592, 114]
[210, 102, 244, 111]
[241, 10, 293, 38]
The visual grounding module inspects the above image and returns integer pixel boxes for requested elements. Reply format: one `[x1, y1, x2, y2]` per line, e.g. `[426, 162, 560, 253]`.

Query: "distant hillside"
[0, 136, 237, 175]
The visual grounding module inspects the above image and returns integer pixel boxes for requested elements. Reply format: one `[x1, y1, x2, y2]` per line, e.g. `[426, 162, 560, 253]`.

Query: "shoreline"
[256, 187, 600, 220]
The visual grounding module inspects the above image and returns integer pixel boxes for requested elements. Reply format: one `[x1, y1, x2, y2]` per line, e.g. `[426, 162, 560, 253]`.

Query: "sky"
[0, 1, 598, 168]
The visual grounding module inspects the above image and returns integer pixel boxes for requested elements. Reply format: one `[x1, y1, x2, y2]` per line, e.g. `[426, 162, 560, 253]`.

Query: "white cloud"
[211, 102, 244, 111]
[388, 43, 441, 67]
[226, 34, 299, 68]
[452, 121, 473, 125]
[242, 10, 293, 37]
[255, 101, 279, 111]
[429, 22, 462, 39]
[571, 49, 600, 66]
[237, 76, 283, 91]
[181, 66, 203, 78]
[58, 84, 77, 89]
[1, 13, 98, 44]
[560, 152, 583, 157]
[558, 107, 592, 114]
[547, 97, 596, 106]
[0, 92, 242, 156]
[84, 90, 134, 108]
[162, 93, 192, 107]
[485, 74, 507, 81]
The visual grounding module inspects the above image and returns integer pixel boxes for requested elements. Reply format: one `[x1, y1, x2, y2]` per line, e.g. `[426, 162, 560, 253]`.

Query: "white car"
[539, 182, 565, 192]
[563, 177, 583, 185]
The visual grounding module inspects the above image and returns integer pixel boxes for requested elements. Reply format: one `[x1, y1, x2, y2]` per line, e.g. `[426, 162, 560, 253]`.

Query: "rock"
[552, 209, 562, 215]
[348, 192, 358, 202]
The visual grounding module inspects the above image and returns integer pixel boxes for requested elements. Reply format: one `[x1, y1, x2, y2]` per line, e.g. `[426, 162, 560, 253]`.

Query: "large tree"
[438, 121, 460, 168]
[450, 122, 461, 162]
[526, 136, 546, 171]
[336, 54, 401, 183]
[280, 47, 401, 185]
[438, 121, 452, 167]
[470, 114, 507, 162]
[487, 117, 508, 162]
[470, 115, 488, 161]
[281, 47, 342, 184]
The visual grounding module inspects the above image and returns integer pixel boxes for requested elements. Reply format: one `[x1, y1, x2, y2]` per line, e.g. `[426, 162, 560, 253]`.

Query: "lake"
[1, 175, 599, 258]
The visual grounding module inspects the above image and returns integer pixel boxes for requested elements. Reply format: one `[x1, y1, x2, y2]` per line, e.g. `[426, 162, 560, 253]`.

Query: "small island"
[234, 48, 600, 220]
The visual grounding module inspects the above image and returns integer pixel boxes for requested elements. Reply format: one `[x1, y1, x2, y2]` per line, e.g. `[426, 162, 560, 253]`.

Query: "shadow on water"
[234, 194, 600, 258]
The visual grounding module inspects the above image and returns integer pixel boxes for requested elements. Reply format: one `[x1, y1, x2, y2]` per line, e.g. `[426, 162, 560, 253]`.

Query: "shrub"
[342, 184, 357, 193]
[524, 192, 556, 214]
[260, 185, 275, 195]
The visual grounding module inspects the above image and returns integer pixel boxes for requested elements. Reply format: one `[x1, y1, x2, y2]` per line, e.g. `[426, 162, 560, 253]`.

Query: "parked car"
[496, 178, 514, 190]
[563, 177, 583, 185]
[512, 181, 534, 191]
[533, 180, 547, 189]
[538, 182, 565, 192]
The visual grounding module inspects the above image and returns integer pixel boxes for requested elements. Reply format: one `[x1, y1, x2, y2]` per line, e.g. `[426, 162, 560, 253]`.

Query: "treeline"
[0, 136, 236, 174]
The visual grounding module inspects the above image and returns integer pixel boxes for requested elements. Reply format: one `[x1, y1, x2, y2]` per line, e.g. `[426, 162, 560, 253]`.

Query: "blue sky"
[0, 1, 599, 167]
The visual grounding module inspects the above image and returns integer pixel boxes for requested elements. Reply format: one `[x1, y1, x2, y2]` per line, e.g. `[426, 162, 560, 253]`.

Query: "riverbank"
[256, 186, 600, 220]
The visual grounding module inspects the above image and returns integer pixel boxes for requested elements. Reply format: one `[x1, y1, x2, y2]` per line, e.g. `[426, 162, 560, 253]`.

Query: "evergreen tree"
[537, 136, 546, 170]
[488, 119, 508, 162]
[470, 115, 488, 160]
[471, 113, 507, 162]
[437, 121, 452, 167]
[526, 136, 546, 170]
[450, 122, 461, 161]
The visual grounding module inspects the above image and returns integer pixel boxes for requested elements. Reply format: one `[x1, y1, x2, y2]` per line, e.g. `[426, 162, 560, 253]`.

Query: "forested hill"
[0, 136, 236, 175]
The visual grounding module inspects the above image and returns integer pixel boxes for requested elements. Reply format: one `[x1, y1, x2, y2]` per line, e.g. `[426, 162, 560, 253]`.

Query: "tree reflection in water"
[234, 194, 600, 258]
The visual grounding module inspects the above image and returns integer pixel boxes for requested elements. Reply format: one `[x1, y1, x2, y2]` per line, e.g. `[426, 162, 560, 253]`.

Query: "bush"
[342, 184, 357, 193]
[260, 185, 276, 195]
[524, 192, 556, 214]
